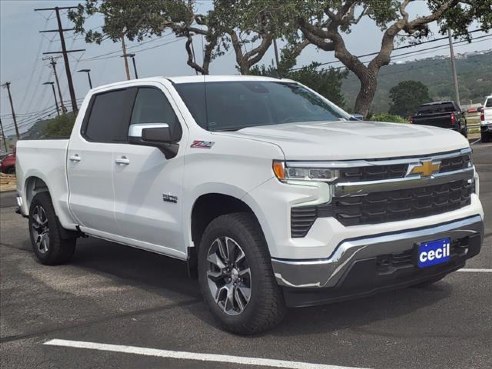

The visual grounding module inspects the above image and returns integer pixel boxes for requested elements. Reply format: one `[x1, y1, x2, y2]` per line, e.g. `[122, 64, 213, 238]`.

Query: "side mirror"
[477, 106, 483, 113]
[128, 123, 179, 159]
[350, 114, 364, 121]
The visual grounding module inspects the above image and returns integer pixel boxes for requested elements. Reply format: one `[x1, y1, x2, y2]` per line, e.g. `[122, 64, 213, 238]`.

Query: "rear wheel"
[198, 213, 286, 334]
[29, 192, 76, 265]
[482, 132, 491, 143]
[5, 166, 15, 174]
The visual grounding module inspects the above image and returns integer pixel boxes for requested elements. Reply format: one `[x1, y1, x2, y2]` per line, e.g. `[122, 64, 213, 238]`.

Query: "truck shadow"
[69, 236, 453, 337]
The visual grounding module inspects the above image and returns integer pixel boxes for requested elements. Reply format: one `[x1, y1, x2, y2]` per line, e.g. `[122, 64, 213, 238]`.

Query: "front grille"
[339, 164, 407, 182]
[440, 154, 471, 173]
[291, 179, 472, 237]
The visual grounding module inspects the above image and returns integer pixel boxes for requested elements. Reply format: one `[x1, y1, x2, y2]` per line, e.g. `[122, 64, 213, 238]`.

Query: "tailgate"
[413, 113, 452, 128]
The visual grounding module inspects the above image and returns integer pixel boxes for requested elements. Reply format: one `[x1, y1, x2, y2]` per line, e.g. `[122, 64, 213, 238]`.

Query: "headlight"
[273, 160, 339, 183]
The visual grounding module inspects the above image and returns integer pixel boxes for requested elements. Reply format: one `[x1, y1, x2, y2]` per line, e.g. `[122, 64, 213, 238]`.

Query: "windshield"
[175, 81, 350, 131]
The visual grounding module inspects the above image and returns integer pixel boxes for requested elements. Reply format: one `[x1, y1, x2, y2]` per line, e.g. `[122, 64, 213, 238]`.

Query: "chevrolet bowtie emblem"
[408, 160, 441, 177]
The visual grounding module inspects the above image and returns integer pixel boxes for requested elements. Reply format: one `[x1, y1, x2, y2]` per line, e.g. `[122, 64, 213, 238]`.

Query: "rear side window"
[130, 87, 182, 139]
[486, 98, 492, 108]
[83, 89, 131, 143]
[417, 102, 455, 115]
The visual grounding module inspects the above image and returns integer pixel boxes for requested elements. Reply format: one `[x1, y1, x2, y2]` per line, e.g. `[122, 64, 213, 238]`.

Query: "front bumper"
[271, 215, 483, 307]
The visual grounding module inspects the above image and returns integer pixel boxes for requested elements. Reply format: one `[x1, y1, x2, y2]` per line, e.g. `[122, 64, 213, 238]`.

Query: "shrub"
[369, 113, 409, 123]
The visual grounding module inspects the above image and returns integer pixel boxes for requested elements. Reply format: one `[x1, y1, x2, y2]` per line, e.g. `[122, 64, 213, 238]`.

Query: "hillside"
[342, 50, 492, 113]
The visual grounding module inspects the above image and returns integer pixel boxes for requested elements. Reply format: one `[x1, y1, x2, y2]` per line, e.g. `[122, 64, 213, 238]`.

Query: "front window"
[175, 81, 350, 131]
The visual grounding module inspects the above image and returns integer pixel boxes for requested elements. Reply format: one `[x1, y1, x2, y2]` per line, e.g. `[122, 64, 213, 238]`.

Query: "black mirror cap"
[477, 106, 483, 113]
[131, 126, 180, 159]
[142, 126, 172, 142]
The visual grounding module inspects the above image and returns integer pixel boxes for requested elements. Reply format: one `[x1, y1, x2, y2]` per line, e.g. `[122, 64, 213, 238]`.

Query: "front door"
[112, 84, 187, 257]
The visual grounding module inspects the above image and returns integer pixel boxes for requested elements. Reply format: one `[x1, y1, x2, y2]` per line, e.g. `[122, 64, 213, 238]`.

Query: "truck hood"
[225, 121, 469, 160]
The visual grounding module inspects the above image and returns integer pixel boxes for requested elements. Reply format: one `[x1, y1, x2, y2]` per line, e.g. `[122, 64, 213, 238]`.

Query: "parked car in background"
[411, 101, 468, 137]
[0, 150, 16, 174]
[478, 95, 492, 142]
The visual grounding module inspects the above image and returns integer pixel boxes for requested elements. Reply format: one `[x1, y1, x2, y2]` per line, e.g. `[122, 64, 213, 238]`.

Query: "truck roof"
[89, 75, 291, 93]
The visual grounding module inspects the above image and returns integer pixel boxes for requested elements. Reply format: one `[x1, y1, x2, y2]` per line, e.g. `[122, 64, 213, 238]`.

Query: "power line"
[291, 29, 487, 70]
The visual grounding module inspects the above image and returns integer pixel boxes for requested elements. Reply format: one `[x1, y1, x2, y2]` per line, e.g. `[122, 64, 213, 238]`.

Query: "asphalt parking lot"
[1, 143, 491, 369]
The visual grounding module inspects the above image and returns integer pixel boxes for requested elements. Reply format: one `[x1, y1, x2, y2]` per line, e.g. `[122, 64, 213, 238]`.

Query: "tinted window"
[84, 89, 130, 142]
[130, 88, 182, 138]
[175, 81, 349, 131]
[486, 98, 492, 108]
[417, 102, 455, 115]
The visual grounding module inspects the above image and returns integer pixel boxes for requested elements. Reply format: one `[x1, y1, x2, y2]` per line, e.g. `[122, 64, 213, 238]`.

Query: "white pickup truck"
[479, 95, 492, 142]
[16, 76, 484, 334]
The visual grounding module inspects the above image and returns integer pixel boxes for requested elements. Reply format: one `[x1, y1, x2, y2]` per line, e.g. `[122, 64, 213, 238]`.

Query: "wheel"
[482, 132, 491, 143]
[410, 274, 446, 288]
[28, 192, 76, 265]
[460, 127, 468, 138]
[6, 166, 15, 174]
[198, 212, 286, 334]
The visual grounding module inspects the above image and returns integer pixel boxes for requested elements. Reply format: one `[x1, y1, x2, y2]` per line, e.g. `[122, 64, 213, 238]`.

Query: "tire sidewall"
[198, 215, 275, 330]
[28, 192, 58, 263]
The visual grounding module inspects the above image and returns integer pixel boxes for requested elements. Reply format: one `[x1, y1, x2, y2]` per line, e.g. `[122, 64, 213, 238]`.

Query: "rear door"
[112, 84, 187, 256]
[67, 88, 135, 234]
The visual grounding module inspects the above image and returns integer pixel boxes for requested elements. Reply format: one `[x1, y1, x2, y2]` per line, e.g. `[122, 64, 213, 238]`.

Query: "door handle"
[69, 154, 81, 162]
[115, 156, 130, 165]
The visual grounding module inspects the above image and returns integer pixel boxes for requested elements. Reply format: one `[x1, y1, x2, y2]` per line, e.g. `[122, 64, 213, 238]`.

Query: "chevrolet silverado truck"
[16, 76, 484, 334]
[411, 101, 468, 137]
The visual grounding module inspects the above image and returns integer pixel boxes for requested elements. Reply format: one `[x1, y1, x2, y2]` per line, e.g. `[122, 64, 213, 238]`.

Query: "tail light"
[450, 112, 456, 125]
[481, 111, 485, 121]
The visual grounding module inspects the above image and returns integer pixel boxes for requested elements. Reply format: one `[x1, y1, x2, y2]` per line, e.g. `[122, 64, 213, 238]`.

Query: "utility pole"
[43, 56, 67, 113]
[43, 82, 60, 116]
[1, 82, 20, 140]
[448, 29, 461, 105]
[273, 39, 280, 77]
[121, 35, 131, 80]
[0, 118, 9, 153]
[35, 6, 85, 113]
[121, 53, 138, 79]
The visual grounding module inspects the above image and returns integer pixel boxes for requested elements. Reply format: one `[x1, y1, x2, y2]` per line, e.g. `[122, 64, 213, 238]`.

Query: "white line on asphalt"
[470, 138, 481, 145]
[457, 268, 492, 273]
[44, 339, 370, 369]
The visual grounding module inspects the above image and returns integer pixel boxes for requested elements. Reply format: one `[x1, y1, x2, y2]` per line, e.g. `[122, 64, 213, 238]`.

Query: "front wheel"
[198, 213, 286, 334]
[29, 192, 76, 265]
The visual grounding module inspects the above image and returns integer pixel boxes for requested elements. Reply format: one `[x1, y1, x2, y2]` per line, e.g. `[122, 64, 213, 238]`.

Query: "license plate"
[417, 238, 451, 268]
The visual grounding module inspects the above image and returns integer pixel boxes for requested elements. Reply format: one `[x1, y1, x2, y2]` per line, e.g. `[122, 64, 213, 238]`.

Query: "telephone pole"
[43, 56, 67, 113]
[121, 53, 138, 79]
[0, 119, 9, 152]
[121, 35, 131, 80]
[1, 82, 20, 140]
[273, 39, 280, 77]
[448, 29, 461, 105]
[35, 6, 85, 113]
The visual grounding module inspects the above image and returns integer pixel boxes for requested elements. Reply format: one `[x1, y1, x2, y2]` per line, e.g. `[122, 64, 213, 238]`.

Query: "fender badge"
[191, 140, 215, 149]
[162, 194, 178, 204]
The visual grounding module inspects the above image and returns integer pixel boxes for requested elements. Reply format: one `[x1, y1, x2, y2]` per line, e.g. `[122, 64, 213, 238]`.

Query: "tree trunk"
[354, 71, 378, 117]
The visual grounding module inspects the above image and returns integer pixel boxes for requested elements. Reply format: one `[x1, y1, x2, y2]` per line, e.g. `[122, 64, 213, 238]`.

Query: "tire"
[28, 192, 76, 265]
[460, 127, 468, 138]
[482, 132, 491, 143]
[410, 274, 446, 288]
[198, 212, 286, 334]
[6, 166, 15, 174]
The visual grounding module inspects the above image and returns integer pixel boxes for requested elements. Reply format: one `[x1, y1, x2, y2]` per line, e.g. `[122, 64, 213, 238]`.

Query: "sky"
[1, 0, 491, 136]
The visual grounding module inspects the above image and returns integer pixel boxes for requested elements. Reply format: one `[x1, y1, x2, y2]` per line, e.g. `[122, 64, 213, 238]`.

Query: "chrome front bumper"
[272, 215, 484, 289]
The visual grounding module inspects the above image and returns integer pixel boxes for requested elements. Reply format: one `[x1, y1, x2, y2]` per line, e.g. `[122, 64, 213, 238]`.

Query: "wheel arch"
[187, 192, 267, 278]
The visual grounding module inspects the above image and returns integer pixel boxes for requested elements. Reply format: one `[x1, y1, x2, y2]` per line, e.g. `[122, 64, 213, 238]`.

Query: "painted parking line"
[44, 339, 370, 369]
[457, 268, 492, 273]
[470, 138, 481, 145]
